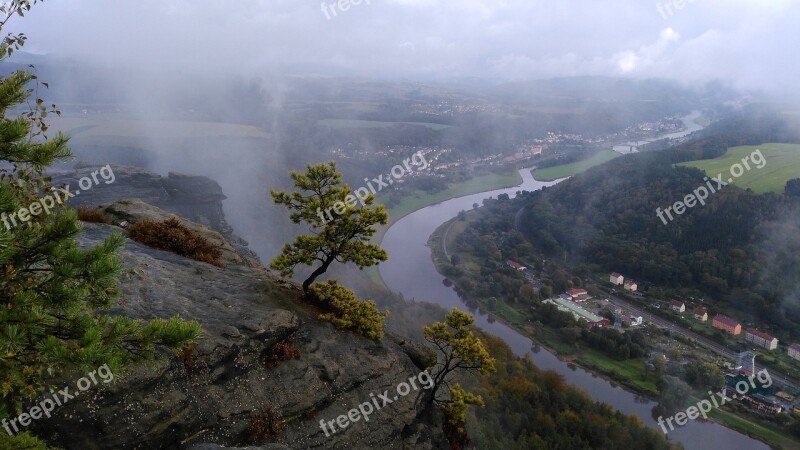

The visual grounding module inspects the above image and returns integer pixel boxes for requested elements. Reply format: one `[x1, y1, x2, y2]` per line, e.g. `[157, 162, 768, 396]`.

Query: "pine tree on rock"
[270, 161, 388, 296]
[0, 2, 201, 447]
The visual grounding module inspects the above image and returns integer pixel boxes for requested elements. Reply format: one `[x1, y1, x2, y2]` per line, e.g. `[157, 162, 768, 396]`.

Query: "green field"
[677, 143, 800, 194]
[532, 150, 621, 181]
[318, 119, 452, 131]
[385, 170, 522, 222]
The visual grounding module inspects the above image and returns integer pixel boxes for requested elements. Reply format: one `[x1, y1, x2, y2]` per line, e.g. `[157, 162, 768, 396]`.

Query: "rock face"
[27, 166, 448, 450]
[49, 164, 258, 262]
[94, 198, 261, 268]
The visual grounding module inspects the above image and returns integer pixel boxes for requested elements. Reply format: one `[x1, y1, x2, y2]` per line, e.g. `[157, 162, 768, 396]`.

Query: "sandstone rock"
[27, 221, 446, 450]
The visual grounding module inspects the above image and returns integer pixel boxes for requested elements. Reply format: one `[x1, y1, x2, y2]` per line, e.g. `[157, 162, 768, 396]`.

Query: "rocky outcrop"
[49, 164, 258, 263]
[91, 198, 261, 268]
[25, 167, 448, 449]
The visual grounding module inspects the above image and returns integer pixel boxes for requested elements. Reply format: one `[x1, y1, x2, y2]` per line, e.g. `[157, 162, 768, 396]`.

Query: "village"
[505, 259, 800, 419]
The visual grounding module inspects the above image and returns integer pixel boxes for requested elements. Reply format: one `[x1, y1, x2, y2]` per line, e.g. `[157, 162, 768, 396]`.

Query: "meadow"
[678, 143, 800, 194]
[532, 149, 621, 181]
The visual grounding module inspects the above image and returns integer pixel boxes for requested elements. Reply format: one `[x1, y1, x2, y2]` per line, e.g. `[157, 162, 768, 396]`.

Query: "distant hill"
[515, 108, 800, 338]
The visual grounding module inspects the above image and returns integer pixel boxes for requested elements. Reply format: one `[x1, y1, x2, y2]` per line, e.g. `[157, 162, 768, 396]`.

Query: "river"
[613, 110, 706, 154]
[379, 144, 768, 449]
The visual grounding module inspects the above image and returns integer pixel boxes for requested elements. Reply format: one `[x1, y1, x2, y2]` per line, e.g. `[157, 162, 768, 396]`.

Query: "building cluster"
[411, 101, 498, 117]
[617, 277, 795, 357]
[609, 272, 637, 291]
[708, 315, 781, 351]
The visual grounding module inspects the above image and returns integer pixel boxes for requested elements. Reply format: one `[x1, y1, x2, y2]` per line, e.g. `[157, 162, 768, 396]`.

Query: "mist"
[4, 0, 798, 262]
[7, 1, 798, 92]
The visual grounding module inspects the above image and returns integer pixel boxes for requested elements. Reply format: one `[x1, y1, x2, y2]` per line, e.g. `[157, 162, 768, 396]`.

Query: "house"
[623, 280, 638, 291]
[623, 314, 644, 327]
[609, 272, 624, 285]
[506, 260, 527, 271]
[566, 289, 588, 300]
[670, 300, 685, 313]
[712, 315, 742, 335]
[573, 294, 593, 303]
[746, 328, 778, 350]
[531, 146, 543, 155]
[693, 307, 708, 322]
[788, 343, 800, 361]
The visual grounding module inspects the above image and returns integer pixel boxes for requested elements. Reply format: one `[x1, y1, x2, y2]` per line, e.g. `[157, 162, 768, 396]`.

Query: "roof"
[713, 315, 740, 328]
[671, 300, 685, 307]
[624, 279, 637, 285]
[547, 297, 604, 323]
[610, 272, 622, 278]
[506, 260, 526, 269]
[694, 307, 707, 315]
[567, 289, 588, 296]
[789, 343, 800, 352]
[747, 328, 777, 342]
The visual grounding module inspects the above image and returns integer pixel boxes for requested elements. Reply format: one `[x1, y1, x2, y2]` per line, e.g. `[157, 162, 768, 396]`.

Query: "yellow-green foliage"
[270, 161, 388, 295]
[310, 280, 388, 340]
[0, 431, 47, 450]
[442, 384, 484, 426]
[424, 308, 497, 378]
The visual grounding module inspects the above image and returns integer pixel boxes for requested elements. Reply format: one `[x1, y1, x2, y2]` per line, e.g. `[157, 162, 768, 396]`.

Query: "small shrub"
[128, 217, 223, 267]
[264, 333, 301, 369]
[178, 343, 198, 370]
[77, 207, 109, 223]
[309, 280, 388, 340]
[248, 406, 284, 442]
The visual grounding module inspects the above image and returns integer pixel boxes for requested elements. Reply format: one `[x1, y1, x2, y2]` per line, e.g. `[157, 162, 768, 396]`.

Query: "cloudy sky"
[10, 0, 799, 93]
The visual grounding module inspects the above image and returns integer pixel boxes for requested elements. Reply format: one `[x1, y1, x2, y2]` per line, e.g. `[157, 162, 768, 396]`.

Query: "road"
[603, 291, 800, 391]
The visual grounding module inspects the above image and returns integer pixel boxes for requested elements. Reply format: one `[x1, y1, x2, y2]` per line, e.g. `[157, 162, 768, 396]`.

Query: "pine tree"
[270, 161, 388, 296]
[424, 308, 495, 441]
[0, 2, 201, 446]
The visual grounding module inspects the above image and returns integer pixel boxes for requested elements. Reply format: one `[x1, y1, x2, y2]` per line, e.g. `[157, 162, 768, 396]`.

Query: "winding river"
[379, 152, 768, 448]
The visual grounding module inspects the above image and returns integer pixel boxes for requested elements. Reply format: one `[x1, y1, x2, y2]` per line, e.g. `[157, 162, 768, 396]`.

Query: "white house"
[789, 344, 800, 361]
[623, 314, 644, 327]
[623, 280, 638, 291]
[610, 272, 624, 285]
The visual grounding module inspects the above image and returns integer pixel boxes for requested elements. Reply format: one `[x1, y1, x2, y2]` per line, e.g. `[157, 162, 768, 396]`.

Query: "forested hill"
[517, 110, 800, 338]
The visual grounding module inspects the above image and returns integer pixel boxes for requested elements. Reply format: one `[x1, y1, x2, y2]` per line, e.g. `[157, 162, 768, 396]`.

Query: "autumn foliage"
[128, 217, 223, 267]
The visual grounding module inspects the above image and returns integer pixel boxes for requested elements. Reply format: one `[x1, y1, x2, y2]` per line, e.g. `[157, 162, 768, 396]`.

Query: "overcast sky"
[10, 0, 799, 93]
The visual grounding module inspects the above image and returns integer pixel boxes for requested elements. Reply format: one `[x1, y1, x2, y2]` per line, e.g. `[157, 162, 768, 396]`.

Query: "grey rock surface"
[48, 164, 258, 263]
[24, 177, 446, 449]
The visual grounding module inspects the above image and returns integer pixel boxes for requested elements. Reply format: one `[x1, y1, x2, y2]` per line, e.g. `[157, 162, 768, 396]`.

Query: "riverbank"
[364, 167, 524, 284]
[384, 168, 523, 224]
[429, 214, 659, 396]
[429, 213, 799, 450]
